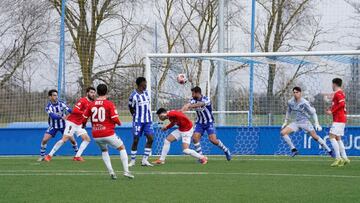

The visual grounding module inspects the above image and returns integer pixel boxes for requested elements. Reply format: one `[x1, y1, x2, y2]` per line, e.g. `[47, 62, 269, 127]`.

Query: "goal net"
[147, 50, 360, 155]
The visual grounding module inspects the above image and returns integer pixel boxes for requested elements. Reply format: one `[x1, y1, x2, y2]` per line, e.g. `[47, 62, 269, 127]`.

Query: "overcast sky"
[31, 0, 359, 96]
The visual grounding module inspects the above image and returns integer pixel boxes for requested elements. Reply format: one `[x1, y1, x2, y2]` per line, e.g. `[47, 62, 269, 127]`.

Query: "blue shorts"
[132, 122, 154, 138]
[45, 127, 64, 137]
[194, 123, 216, 135]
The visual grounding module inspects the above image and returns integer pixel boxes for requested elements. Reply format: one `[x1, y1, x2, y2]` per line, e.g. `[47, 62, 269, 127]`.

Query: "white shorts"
[170, 129, 193, 144]
[94, 135, 124, 151]
[288, 121, 314, 132]
[330, 122, 345, 136]
[64, 120, 87, 137]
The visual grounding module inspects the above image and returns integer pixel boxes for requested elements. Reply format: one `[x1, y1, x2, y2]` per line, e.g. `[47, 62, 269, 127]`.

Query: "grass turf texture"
[0, 156, 359, 203]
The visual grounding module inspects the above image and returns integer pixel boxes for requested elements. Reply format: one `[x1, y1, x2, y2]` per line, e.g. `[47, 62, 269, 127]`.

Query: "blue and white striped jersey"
[128, 90, 152, 123]
[190, 96, 214, 124]
[45, 100, 72, 129]
[286, 98, 317, 122]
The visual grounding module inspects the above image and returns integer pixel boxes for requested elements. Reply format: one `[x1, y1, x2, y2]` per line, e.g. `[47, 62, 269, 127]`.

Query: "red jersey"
[83, 98, 121, 138]
[165, 110, 193, 132]
[67, 97, 92, 125]
[331, 89, 346, 123]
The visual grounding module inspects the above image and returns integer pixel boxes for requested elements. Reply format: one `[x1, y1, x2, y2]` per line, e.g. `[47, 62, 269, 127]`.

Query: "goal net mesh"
[148, 52, 360, 155]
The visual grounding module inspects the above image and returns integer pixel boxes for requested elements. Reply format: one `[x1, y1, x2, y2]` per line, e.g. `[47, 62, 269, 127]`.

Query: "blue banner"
[0, 127, 359, 156]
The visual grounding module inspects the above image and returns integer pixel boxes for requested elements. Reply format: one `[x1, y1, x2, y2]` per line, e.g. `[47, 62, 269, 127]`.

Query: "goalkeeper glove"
[281, 122, 288, 129]
[314, 123, 322, 131]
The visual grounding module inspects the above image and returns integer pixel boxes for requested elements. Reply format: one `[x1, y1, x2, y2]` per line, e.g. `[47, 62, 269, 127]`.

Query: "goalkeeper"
[280, 87, 334, 157]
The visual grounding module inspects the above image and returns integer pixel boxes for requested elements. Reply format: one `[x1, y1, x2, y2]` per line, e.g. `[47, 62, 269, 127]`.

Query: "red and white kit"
[65, 97, 92, 137]
[330, 89, 346, 136]
[83, 98, 123, 149]
[164, 110, 193, 144]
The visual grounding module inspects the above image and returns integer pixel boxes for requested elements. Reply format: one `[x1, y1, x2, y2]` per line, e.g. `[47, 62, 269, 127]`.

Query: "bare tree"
[254, 0, 322, 98]
[345, 0, 360, 43]
[155, 0, 192, 90]
[51, 0, 147, 94]
[156, 0, 243, 94]
[0, 0, 51, 88]
[51, 0, 119, 91]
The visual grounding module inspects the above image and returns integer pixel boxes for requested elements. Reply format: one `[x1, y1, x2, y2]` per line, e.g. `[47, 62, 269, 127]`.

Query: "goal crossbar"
[147, 50, 360, 58]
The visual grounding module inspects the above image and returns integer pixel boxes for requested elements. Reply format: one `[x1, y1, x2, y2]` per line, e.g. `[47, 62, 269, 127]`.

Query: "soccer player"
[281, 87, 333, 157]
[152, 108, 208, 165]
[38, 89, 78, 161]
[83, 84, 134, 179]
[181, 86, 231, 161]
[326, 78, 350, 167]
[44, 87, 96, 162]
[128, 77, 154, 167]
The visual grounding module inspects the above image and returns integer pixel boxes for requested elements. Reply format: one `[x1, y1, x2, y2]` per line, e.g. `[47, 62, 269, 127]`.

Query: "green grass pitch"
[0, 156, 359, 203]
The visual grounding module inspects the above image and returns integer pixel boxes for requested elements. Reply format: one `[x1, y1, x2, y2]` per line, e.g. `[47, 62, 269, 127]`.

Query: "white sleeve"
[304, 101, 319, 124]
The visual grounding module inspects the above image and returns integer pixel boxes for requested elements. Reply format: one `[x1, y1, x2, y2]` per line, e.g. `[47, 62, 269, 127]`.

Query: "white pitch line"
[0, 156, 359, 162]
[0, 171, 359, 179]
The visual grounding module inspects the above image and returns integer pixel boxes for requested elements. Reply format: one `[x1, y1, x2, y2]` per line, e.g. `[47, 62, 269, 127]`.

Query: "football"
[177, 73, 187, 84]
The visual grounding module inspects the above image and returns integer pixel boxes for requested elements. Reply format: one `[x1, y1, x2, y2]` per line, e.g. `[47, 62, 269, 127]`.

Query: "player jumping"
[38, 89, 78, 161]
[83, 84, 134, 179]
[152, 108, 208, 165]
[281, 87, 334, 157]
[128, 77, 154, 167]
[181, 86, 231, 161]
[44, 87, 96, 162]
[326, 78, 350, 167]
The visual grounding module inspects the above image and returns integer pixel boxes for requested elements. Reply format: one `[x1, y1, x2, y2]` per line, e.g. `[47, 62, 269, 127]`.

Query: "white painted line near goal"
[0, 170, 359, 179]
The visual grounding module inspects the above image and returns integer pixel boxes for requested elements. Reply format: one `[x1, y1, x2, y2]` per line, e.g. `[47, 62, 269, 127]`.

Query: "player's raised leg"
[280, 125, 298, 157]
[152, 134, 177, 165]
[181, 132, 207, 164]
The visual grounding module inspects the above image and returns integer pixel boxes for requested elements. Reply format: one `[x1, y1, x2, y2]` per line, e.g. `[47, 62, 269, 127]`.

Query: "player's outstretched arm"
[61, 101, 72, 114]
[181, 102, 206, 112]
[180, 103, 191, 112]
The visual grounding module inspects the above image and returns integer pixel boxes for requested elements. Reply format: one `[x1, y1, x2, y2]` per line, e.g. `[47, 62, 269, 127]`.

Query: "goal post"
[146, 49, 360, 126]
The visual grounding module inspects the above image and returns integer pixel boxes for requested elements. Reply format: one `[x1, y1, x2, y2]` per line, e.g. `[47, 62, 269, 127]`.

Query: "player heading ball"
[152, 108, 208, 165]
